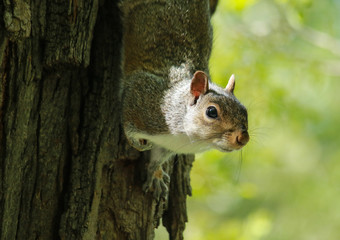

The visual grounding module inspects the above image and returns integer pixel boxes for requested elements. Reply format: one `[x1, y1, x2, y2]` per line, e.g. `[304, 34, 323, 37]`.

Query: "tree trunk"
[0, 0, 195, 239]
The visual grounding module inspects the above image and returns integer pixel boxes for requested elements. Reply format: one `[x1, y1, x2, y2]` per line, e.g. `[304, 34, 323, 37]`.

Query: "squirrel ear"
[225, 74, 235, 94]
[190, 71, 209, 98]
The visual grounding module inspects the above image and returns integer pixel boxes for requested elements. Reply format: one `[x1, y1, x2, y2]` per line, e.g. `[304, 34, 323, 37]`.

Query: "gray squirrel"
[120, 0, 249, 199]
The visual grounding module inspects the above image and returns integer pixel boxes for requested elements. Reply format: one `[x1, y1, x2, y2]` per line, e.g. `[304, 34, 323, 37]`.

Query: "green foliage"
[185, 0, 340, 239]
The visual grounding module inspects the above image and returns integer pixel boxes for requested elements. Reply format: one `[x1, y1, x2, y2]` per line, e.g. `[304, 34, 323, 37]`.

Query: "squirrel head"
[184, 71, 249, 152]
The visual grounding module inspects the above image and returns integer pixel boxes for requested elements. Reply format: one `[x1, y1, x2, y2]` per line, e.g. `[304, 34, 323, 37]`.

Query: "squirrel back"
[119, 0, 249, 199]
[120, 0, 212, 77]
[120, 0, 249, 153]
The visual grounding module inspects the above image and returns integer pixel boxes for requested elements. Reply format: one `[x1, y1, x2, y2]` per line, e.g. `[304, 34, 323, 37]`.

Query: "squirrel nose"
[236, 130, 249, 146]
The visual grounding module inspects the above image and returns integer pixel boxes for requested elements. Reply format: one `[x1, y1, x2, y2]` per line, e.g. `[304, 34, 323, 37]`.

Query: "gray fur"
[121, 0, 213, 142]
[119, 0, 249, 199]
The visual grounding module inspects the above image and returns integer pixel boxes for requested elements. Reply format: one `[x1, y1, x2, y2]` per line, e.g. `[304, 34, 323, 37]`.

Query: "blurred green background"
[156, 0, 340, 239]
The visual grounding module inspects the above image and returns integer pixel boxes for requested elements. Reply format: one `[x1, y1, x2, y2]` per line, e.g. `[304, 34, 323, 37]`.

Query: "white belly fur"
[135, 133, 211, 154]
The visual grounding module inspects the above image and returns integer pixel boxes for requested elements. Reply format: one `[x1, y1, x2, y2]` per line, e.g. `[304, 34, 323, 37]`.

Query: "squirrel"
[119, 0, 249, 199]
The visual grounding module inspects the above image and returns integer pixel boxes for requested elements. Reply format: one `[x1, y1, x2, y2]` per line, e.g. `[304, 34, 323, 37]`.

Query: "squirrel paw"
[129, 138, 153, 151]
[143, 167, 170, 200]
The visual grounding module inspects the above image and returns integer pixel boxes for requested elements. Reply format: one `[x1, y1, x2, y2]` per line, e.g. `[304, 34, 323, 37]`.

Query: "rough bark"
[0, 1, 195, 240]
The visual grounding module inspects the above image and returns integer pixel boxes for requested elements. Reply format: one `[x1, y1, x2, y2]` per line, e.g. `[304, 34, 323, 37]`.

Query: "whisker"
[248, 125, 270, 142]
[233, 150, 243, 184]
[249, 126, 270, 132]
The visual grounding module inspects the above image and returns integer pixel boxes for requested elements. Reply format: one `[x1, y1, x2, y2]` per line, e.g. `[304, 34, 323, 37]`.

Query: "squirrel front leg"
[123, 122, 153, 151]
[143, 146, 173, 200]
[128, 135, 153, 152]
[122, 72, 168, 152]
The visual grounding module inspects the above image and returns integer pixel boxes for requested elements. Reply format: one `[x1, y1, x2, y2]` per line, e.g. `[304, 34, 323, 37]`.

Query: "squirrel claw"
[143, 167, 170, 200]
[129, 138, 153, 151]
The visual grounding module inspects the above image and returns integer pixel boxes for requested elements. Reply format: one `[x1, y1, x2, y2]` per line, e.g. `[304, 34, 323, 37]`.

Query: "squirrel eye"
[206, 106, 218, 119]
